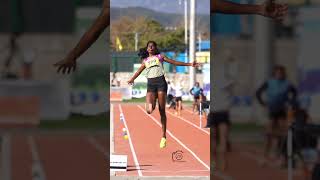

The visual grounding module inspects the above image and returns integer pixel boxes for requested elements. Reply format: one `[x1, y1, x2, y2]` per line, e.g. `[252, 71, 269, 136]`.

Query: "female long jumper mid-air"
[127, 41, 199, 148]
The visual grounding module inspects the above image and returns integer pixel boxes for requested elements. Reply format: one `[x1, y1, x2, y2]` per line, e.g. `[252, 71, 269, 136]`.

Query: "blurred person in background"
[2, 32, 36, 80]
[190, 82, 203, 114]
[199, 92, 210, 121]
[111, 72, 121, 87]
[21, 48, 36, 80]
[313, 151, 320, 180]
[276, 101, 320, 180]
[166, 81, 176, 109]
[208, 0, 289, 171]
[173, 80, 184, 116]
[256, 65, 297, 164]
[284, 104, 317, 179]
[210, 69, 234, 171]
[2, 32, 21, 79]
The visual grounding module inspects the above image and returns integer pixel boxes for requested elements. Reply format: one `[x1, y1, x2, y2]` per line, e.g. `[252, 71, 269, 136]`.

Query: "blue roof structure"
[163, 41, 210, 73]
[196, 40, 210, 51]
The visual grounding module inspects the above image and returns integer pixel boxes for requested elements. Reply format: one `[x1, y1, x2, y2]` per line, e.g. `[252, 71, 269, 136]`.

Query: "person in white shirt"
[173, 81, 184, 116]
[166, 81, 175, 108]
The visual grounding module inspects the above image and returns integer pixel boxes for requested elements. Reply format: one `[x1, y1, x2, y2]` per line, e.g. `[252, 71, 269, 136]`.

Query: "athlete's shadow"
[172, 160, 186, 163]
[127, 164, 152, 171]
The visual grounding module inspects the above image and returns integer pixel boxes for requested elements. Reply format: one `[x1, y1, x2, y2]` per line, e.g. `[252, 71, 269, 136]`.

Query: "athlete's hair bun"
[138, 47, 148, 59]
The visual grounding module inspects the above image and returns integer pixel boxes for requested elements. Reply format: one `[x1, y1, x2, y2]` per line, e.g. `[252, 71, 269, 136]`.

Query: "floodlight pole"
[189, 0, 196, 90]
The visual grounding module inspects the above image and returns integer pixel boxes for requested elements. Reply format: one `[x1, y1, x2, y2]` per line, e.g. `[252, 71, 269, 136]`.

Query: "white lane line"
[110, 103, 114, 154]
[27, 136, 46, 180]
[166, 111, 209, 135]
[119, 104, 142, 176]
[87, 136, 108, 157]
[137, 105, 210, 170]
[139, 105, 233, 180]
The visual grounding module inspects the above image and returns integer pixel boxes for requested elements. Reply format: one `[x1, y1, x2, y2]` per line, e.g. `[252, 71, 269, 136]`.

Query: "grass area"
[39, 113, 109, 130]
[123, 98, 146, 103]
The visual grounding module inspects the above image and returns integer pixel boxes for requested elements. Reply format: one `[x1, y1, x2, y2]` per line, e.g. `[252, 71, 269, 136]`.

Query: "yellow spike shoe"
[160, 137, 166, 149]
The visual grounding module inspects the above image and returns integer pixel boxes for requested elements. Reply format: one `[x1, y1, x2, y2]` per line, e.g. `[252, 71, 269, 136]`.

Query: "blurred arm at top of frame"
[211, 0, 263, 15]
[66, 0, 110, 61]
[211, 0, 288, 22]
[53, 0, 110, 74]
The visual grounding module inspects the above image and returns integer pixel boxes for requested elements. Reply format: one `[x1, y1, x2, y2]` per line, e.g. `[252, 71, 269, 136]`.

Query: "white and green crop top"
[143, 54, 165, 78]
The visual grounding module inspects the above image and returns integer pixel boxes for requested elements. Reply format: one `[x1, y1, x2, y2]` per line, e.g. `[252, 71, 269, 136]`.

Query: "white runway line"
[137, 105, 210, 170]
[87, 136, 108, 157]
[27, 136, 46, 180]
[119, 104, 142, 176]
[110, 103, 115, 176]
[147, 106, 233, 179]
[110, 103, 114, 154]
[166, 111, 209, 135]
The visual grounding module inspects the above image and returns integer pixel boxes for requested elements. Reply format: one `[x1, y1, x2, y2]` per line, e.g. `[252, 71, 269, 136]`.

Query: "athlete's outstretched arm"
[212, 0, 261, 14]
[54, 0, 110, 74]
[211, 0, 288, 21]
[162, 55, 199, 67]
[128, 63, 146, 84]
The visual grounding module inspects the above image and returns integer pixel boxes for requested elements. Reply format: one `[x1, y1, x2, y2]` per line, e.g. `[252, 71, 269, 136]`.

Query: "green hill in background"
[111, 7, 209, 35]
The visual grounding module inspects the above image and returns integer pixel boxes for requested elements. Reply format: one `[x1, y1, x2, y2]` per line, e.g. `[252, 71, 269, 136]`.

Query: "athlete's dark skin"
[54, 0, 109, 74]
[212, 0, 288, 21]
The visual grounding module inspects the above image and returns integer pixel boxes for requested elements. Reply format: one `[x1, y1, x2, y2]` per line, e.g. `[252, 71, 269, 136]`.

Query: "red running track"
[10, 134, 108, 180]
[170, 106, 306, 180]
[112, 103, 210, 177]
